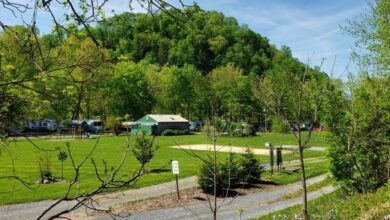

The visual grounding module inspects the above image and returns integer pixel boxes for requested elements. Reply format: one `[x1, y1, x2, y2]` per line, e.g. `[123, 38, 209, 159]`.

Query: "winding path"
[93, 174, 333, 220]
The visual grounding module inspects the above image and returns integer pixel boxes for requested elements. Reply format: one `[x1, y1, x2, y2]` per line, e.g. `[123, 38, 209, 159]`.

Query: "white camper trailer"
[24, 119, 57, 132]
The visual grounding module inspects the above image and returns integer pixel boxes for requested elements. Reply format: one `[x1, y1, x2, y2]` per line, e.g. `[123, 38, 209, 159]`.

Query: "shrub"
[161, 129, 190, 136]
[132, 132, 159, 165]
[198, 154, 240, 194]
[198, 151, 263, 194]
[39, 154, 53, 183]
[105, 116, 121, 135]
[198, 156, 219, 193]
[328, 137, 388, 193]
[271, 117, 289, 133]
[239, 147, 264, 183]
[228, 122, 240, 136]
[220, 153, 241, 187]
[215, 119, 228, 133]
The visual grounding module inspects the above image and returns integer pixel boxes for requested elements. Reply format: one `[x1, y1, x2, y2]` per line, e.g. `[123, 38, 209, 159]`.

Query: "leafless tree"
[0, 0, 186, 217]
[257, 57, 334, 219]
[176, 97, 241, 220]
[38, 132, 158, 219]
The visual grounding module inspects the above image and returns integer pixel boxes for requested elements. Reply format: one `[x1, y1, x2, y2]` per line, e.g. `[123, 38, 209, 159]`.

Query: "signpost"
[265, 142, 274, 175]
[276, 146, 283, 172]
[171, 160, 180, 199]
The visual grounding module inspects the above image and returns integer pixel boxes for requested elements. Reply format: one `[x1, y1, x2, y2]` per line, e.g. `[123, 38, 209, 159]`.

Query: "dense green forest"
[0, 6, 329, 126]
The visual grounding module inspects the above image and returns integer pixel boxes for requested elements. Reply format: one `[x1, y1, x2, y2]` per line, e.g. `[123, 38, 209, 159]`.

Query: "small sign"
[172, 160, 179, 174]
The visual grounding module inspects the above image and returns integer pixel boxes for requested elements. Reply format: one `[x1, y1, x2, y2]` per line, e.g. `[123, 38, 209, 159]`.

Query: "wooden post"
[266, 142, 274, 175]
[175, 174, 180, 200]
[172, 160, 180, 200]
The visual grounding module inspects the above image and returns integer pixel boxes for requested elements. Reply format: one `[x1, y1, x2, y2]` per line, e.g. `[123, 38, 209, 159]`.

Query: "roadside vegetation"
[256, 183, 390, 220]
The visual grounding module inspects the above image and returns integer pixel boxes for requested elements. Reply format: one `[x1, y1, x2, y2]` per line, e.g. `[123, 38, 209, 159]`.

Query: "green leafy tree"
[325, 76, 390, 193]
[0, 26, 42, 128]
[46, 35, 110, 120]
[106, 61, 154, 120]
[327, 0, 390, 193]
[343, 0, 390, 73]
[206, 63, 241, 118]
[160, 65, 203, 119]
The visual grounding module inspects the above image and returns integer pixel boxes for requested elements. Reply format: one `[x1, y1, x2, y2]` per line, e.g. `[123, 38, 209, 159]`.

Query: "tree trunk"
[388, 145, 390, 180]
[61, 161, 64, 180]
[299, 146, 308, 219]
[72, 95, 82, 120]
[213, 119, 217, 220]
[298, 129, 308, 219]
[72, 87, 84, 120]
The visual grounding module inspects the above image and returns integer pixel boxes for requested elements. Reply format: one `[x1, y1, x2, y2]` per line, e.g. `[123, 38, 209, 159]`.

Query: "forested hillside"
[95, 6, 274, 75]
[0, 6, 328, 126]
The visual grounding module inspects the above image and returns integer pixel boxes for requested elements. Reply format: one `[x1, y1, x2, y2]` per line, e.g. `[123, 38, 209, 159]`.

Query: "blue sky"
[189, 0, 368, 78]
[0, 0, 368, 78]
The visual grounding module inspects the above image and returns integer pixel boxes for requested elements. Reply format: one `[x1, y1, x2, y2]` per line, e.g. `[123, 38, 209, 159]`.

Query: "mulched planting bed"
[113, 183, 278, 214]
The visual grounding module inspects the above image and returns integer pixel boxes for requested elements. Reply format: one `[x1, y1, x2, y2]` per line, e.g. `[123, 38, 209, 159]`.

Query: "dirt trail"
[171, 144, 292, 155]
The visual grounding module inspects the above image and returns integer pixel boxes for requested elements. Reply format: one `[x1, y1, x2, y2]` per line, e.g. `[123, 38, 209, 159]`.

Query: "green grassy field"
[0, 132, 329, 205]
[263, 160, 329, 185]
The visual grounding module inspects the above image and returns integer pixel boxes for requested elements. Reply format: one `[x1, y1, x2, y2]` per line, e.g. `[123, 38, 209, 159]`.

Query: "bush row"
[161, 129, 191, 136]
[198, 147, 263, 194]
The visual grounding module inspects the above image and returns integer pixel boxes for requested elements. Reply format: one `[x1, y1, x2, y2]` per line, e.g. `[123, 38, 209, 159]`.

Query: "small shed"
[132, 114, 189, 135]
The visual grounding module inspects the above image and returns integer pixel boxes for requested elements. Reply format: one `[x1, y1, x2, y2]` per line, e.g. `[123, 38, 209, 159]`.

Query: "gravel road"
[93, 174, 332, 220]
[282, 145, 326, 152]
[0, 176, 198, 220]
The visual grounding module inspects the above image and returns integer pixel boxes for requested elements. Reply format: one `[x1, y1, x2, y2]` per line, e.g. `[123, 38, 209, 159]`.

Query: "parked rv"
[24, 119, 57, 132]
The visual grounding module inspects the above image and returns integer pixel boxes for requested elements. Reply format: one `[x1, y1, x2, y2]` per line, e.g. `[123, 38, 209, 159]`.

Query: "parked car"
[86, 120, 103, 134]
[290, 123, 306, 131]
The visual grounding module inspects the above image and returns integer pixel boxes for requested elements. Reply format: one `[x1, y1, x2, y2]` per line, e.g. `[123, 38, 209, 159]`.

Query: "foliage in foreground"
[257, 183, 390, 220]
[324, 0, 390, 193]
[325, 76, 390, 193]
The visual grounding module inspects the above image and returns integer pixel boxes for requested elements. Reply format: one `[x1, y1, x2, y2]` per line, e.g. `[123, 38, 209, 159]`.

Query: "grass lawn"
[262, 160, 329, 185]
[279, 177, 332, 200]
[0, 132, 328, 205]
[256, 183, 390, 220]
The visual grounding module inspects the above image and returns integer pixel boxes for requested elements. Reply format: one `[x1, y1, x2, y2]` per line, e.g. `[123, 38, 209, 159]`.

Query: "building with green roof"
[131, 114, 189, 135]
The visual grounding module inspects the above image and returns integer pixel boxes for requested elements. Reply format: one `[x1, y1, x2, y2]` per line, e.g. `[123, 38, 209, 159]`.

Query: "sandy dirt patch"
[171, 144, 291, 155]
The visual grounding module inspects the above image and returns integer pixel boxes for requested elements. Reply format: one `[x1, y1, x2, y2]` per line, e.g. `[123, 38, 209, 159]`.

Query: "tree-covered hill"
[95, 5, 275, 75]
